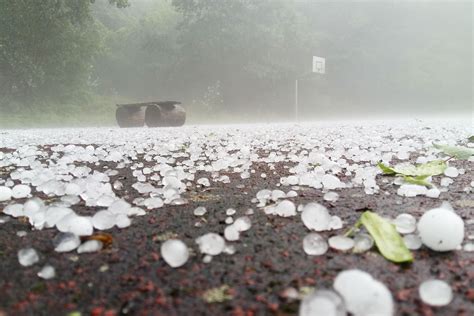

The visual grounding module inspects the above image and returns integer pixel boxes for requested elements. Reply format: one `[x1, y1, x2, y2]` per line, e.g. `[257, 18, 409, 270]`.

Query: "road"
[0, 120, 473, 315]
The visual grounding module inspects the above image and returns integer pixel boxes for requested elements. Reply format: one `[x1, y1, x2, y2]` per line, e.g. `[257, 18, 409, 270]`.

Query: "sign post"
[312, 56, 326, 74]
[295, 56, 325, 122]
[295, 79, 298, 121]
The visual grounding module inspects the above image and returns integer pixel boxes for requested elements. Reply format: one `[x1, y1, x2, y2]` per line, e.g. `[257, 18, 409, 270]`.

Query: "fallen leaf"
[298, 286, 314, 299]
[84, 233, 113, 247]
[188, 192, 220, 202]
[202, 285, 233, 303]
[434, 143, 474, 160]
[378, 160, 446, 177]
[152, 231, 178, 242]
[402, 175, 432, 187]
[359, 211, 413, 263]
[377, 162, 396, 175]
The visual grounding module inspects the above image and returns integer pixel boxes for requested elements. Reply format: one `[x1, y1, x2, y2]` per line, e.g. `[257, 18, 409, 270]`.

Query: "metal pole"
[295, 79, 298, 122]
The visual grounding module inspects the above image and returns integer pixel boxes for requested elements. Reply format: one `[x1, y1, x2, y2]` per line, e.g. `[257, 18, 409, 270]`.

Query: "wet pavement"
[0, 122, 473, 315]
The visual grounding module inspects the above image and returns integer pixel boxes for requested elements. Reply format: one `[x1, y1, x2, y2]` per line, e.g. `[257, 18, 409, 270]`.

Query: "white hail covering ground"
[0, 120, 472, 313]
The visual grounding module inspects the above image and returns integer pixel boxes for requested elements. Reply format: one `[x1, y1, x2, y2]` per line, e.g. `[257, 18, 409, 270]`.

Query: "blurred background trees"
[0, 0, 471, 124]
[0, 0, 128, 100]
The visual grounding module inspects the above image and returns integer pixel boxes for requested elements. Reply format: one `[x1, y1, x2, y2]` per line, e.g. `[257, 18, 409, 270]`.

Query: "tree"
[0, 0, 128, 101]
[171, 0, 316, 111]
[92, 0, 181, 98]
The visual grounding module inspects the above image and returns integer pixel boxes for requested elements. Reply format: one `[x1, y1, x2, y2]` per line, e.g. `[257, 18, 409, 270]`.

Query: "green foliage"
[0, 0, 128, 101]
[433, 144, 474, 160]
[92, 0, 181, 98]
[0, 95, 128, 128]
[377, 160, 447, 177]
[0, 0, 92, 98]
[202, 285, 233, 303]
[168, 0, 316, 111]
[377, 162, 396, 175]
[105, 0, 130, 8]
[173, 0, 309, 79]
[0, 0, 470, 125]
[378, 160, 447, 187]
[92, 0, 470, 118]
[358, 211, 413, 263]
[402, 175, 432, 188]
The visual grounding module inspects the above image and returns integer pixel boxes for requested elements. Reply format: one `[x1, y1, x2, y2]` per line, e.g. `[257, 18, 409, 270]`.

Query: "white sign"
[312, 56, 325, 74]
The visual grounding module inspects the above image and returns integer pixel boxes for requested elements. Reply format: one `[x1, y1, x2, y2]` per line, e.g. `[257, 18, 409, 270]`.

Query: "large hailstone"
[161, 239, 189, 268]
[328, 235, 354, 251]
[275, 200, 296, 217]
[23, 198, 44, 217]
[196, 233, 225, 256]
[53, 232, 81, 252]
[333, 269, 394, 316]
[353, 233, 374, 253]
[301, 203, 331, 231]
[11, 184, 31, 199]
[233, 216, 251, 232]
[417, 207, 464, 251]
[419, 279, 453, 306]
[0, 186, 12, 201]
[77, 240, 103, 254]
[224, 225, 240, 241]
[56, 213, 93, 236]
[92, 210, 116, 230]
[18, 248, 40, 267]
[299, 290, 346, 316]
[303, 233, 328, 256]
[37, 265, 56, 280]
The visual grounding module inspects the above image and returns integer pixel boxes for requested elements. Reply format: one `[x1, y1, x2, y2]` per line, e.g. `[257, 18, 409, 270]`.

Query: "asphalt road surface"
[0, 121, 472, 316]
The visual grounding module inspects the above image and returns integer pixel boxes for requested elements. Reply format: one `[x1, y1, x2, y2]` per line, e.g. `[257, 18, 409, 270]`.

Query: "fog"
[0, 0, 472, 127]
[1, 3, 474, 312]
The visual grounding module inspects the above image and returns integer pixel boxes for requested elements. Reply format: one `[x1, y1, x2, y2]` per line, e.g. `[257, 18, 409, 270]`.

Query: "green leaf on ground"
[152, 231, 178, 242]
[377, 160, 446, 177]
[377, 162, 396, 175]
[434, 143, 474, 160]
[298, 286, 315, 299]
[202, 285, 233, 303]
[402, 175, 432, 187]
[359, 211, 413, 263]
[411, 160, 447, 176]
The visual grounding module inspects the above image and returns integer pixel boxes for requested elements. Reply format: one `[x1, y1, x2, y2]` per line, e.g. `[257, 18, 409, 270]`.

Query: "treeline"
[0, 0, 471, 123]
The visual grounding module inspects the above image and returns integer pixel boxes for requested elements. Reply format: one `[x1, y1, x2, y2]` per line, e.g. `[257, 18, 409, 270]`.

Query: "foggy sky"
[104, 0, 472, 119]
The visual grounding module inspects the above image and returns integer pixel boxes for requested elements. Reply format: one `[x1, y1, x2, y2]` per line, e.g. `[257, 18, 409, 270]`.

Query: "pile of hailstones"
[2, 176, 470, 315]
[253, 191, 469, 315]
[294, 203, 468, 315]
[0, 129, 472, 315]
[159, 196, 470, 316]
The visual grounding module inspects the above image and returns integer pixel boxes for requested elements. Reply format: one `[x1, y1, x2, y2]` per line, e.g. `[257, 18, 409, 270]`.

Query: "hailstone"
[417, 207, 464, 251]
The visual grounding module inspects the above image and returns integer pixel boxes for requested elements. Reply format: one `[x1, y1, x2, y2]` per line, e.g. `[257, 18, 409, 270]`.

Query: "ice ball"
[417, 207, 464, 251]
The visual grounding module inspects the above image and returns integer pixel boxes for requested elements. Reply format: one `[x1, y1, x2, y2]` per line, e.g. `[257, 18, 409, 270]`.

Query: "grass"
[5, 96, 468, 129]
[0, 95, 287, 128]
[0, 95, 130, 129]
